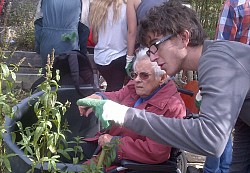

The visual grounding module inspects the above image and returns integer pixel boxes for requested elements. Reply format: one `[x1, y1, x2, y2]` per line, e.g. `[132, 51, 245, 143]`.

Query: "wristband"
[126, 55, 134, 61]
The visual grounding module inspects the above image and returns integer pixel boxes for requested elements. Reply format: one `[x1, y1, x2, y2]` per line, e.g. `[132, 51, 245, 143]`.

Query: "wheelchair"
[107, 148, 187, 173]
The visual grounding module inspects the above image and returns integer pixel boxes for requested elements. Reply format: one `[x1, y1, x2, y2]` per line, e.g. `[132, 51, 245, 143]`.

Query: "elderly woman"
[78, 48, 186, 167]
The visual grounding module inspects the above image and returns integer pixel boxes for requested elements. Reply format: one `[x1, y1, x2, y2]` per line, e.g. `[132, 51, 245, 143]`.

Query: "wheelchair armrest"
[120, 159, 178, 172]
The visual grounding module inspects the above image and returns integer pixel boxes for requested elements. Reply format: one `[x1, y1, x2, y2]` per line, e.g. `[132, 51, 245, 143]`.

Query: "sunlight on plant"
[16, 49, 71, 173]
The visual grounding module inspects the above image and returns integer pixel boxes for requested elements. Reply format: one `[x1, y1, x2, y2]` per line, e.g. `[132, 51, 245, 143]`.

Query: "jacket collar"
[137, 80, 179, 110]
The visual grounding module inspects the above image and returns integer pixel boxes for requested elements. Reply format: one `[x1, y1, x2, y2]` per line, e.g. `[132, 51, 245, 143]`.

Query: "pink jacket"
[100, 79, 186, 164]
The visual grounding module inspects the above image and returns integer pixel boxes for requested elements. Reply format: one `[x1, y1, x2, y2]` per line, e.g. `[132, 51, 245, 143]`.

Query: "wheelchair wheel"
[177, 151, 187, 173]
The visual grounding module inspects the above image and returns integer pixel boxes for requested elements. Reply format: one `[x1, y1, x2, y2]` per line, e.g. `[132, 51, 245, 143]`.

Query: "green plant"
[1, 0, 37, 51]
[0, 2, 25, 172]
[82, 139, 120, 173]
[15, 50, 120, 172]
[58, 136, 85, 165]
[16, 50, 71, 173]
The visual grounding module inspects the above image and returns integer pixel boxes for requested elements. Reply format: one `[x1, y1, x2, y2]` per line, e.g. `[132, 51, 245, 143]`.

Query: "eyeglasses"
[146, 34, 173, 57]
[130, 72, 152, 80]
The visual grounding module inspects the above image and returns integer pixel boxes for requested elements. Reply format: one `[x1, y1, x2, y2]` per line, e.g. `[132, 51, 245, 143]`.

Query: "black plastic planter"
[4, 85, 100, 173]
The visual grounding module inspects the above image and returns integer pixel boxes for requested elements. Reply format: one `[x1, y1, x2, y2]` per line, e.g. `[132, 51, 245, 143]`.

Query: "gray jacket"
[123, 40, 250, 157]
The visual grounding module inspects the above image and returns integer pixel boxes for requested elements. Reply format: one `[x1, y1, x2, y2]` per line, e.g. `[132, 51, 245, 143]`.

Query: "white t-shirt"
[94, 3, 127, 65]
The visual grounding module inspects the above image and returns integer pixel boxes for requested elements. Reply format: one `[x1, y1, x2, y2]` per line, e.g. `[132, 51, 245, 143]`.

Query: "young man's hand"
[77, 98, 129, 128]
[78, 94, 102, 117]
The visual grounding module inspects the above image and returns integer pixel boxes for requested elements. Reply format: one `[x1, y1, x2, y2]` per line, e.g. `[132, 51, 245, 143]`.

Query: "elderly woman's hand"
[78, 94, 102, 117]
[98, 134, 113, 147]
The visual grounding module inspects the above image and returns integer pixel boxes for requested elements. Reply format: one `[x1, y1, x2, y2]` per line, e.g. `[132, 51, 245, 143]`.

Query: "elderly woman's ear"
[159, 73, 167, 86]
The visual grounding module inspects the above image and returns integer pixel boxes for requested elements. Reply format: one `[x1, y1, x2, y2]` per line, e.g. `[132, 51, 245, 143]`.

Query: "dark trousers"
[97, 55, 126, 92]
[230, 99, 250, 173]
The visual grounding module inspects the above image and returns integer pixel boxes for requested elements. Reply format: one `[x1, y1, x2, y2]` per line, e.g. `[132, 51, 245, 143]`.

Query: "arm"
[215, 2, 236, 40]
[92, 30, 98, 44]
[127, 0, 138, 56]
[123, 47, 250, 157]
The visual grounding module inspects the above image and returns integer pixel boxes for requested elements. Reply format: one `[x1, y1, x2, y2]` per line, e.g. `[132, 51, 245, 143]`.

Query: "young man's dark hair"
[138, 0, 207, 47]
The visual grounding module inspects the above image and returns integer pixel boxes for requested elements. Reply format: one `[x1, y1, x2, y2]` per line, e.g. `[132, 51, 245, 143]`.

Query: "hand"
[76, 98, 129, 128]
[78, 94, 102, 117]
[125, 55, 135, 77]
[98, 134, 113, 146]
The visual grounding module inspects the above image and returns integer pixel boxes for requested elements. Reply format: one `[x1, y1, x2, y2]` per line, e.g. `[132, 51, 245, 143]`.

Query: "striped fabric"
[215, 0, 250, 44]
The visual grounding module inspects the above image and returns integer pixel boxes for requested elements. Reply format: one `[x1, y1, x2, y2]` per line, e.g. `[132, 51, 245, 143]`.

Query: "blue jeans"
[203, 135, 232, 173]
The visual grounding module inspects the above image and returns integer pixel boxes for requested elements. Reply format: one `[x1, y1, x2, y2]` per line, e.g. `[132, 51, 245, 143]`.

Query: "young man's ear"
[179, 30, 190, 47]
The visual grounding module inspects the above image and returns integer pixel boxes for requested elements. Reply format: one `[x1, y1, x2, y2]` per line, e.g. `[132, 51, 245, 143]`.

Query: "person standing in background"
[78, 0, 91, 55]
[125, 0, 168, 77]
[89, 0, 127, 92]
[216, 0, 250, 44]
[34, 0, 90, 67]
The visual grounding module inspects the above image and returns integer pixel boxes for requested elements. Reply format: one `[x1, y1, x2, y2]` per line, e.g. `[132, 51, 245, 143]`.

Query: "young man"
[77, 1, 250, 172]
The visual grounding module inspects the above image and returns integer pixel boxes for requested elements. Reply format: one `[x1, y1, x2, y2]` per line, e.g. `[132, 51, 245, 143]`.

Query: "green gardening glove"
[125, 55, 135, 78]
[77, 98, 130, 128]
[77, 98, 110, 128]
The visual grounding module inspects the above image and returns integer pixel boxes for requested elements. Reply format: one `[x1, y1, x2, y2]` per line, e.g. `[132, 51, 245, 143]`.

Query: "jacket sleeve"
[118, 135, 171, 164]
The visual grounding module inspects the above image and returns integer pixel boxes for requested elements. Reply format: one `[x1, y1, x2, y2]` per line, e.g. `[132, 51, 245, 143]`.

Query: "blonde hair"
[89, 0, 126, 33]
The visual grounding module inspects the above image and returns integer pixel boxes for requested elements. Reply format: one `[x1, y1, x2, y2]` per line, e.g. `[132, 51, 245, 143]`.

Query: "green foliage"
[0, 2, 24, 172]
[81, 139, 120, 173]
[189, 0, 224, 38]
[58, 136, 85, 165]
[0, 0, 37, 51]
[16, 50, 71, 172]
[14, 20, 35, 51]
[81, 159, 104, 173]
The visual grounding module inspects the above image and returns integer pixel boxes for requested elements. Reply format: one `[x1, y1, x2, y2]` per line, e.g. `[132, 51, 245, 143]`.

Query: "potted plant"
[3, 51, 101, 172]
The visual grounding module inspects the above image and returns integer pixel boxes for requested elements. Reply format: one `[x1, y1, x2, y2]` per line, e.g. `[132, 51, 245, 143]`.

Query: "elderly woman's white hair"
[133, 47, 166, 78]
